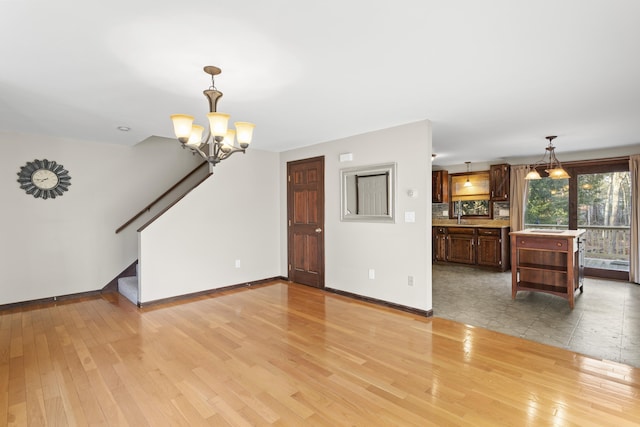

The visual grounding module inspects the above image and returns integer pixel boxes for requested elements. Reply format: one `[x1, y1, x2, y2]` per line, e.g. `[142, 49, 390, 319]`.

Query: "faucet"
[457, 200, 462, 224]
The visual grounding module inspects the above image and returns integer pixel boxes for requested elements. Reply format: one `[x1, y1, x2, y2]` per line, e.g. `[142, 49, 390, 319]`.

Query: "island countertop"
[510, 229, 586, 238]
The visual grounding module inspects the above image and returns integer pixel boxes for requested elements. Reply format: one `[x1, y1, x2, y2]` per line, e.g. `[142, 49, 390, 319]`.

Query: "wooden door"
[287, 157, 325, 288]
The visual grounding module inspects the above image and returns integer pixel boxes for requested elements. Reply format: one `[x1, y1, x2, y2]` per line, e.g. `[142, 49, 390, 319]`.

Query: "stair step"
[118, 276, 138, 305]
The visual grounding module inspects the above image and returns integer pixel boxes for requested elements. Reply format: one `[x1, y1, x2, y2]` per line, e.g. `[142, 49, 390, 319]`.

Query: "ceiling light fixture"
[170, 66, 255, 167]
[525, 136, 570, 180]
[463, 161, 472, 187]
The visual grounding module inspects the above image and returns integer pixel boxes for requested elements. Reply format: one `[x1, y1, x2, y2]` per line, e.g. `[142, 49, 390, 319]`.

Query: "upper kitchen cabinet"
[432, 170, 448, 203]
[490, 164, 510, 201]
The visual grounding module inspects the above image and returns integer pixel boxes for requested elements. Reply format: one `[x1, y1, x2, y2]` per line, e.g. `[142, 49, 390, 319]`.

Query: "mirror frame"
[340, 162, 396, 223]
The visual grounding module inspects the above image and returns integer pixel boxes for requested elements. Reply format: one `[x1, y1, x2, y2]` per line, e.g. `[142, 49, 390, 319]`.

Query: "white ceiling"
[2, 0, 640, 166]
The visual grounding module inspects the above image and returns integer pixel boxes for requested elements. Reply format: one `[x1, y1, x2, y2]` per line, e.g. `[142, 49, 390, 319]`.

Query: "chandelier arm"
[209, 140, 221, 161]
[216, 147, 246, 163]
[188, 145, 209, 161]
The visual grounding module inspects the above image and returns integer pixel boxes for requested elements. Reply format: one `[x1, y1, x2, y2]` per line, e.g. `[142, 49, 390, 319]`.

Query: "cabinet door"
[477, 235, 502, 267]
[447, 234, 475, 264]
[432, 170, 449, 203]
[434, 234, 447, 261]
[490, 164, 510, 201]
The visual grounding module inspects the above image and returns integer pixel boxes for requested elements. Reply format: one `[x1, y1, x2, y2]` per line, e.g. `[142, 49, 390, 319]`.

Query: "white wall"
[138, 149, 281, 303]
[0, 131, 202, 305]
[279, 121, 433, 311]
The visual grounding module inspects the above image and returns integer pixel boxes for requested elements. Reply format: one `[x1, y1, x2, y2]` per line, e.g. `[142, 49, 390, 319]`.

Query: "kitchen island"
[510, 229, 585, 308]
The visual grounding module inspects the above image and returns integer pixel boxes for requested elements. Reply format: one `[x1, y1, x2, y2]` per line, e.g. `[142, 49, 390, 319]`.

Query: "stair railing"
[115, 161, 210, 234]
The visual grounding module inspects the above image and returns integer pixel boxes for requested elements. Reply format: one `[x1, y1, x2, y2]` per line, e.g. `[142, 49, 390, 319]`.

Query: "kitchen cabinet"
[432, 170, 448, 203]
[433, 226, 447, 262]
[510, 229, 585, 308]
[433, 225, 510, 271]
[477, 228, 510, 269]
[490, 164, 510, 201]
[447, 227, 476, 265]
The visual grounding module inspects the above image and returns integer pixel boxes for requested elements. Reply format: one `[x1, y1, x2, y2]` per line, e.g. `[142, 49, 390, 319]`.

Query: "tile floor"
[432, 263, 640, 368]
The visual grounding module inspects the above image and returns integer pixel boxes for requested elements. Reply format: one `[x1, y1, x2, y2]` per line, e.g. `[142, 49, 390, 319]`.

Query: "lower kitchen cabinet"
[433, 227, 447, 262]
[447, 227, 476, 265]
[433, 225, 510, 271]
[477, 228, 510, 269]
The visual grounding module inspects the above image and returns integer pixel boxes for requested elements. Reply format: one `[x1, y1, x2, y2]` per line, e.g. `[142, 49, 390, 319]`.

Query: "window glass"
[525, 178, 569, 228]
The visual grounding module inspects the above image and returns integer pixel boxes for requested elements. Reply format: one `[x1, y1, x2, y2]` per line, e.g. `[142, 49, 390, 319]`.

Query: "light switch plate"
[405, 211, 416, 223]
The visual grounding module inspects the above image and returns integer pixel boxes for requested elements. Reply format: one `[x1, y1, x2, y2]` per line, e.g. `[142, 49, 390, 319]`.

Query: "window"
[525, 178, 569, 228]
[450, 171, 491, 218]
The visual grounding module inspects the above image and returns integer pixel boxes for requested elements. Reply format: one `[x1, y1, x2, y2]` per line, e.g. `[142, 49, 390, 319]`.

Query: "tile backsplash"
[432, 202, 510, 220]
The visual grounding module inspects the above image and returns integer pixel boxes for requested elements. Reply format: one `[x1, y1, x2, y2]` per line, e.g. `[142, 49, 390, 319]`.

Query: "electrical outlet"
[408, 276, 414, 286]
[368, 269, 375, 279]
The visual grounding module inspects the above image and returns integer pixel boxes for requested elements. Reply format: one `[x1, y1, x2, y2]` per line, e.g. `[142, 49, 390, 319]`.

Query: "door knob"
[315, 228, 322, 233]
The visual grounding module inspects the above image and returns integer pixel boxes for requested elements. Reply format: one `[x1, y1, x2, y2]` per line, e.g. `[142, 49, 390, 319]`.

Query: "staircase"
[113, 162, 210, 308]
[118, 264, 139, 305]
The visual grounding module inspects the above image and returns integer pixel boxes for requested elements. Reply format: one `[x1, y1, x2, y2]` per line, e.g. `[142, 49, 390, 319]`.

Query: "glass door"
[577, 171, 631, 279]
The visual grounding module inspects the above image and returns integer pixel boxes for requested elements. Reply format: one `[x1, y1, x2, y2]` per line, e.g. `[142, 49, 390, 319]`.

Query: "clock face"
[17, 159, 71, 199]
[32, 169, 59, 190]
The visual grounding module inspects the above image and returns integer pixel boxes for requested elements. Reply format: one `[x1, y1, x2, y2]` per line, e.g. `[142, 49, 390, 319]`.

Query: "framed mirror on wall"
[340, 163, 396, 222]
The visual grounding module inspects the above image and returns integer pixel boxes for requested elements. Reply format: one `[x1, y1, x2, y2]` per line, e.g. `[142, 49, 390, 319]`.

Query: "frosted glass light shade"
[207, 112, 230, 137]
[187, 124, 204, 146]
[221, 129, 236, 149]
[547, 167, 570, 179]
[525, 169, 541, 180]
[234, 122, 255, 145]
[170, 114, 194, 140]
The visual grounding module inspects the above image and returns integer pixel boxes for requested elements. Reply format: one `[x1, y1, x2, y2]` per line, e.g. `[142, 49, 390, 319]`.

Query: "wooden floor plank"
[2, 281, 640, 426]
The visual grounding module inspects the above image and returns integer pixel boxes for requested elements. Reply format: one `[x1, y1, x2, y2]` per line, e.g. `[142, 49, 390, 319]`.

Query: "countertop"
[432, 220, 510, 229]
[510, 229, 586, 238]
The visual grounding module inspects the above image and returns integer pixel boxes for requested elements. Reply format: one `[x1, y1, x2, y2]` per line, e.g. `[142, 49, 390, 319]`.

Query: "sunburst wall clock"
[17, 159, 72, 199]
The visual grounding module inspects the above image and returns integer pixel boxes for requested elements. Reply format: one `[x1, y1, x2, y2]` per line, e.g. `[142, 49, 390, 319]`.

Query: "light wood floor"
[2, 281, 640, 426]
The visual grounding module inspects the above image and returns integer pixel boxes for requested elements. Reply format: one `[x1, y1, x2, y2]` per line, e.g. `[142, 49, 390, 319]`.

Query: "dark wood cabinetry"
[477, 228, 509, 269]
[432, 170, 448, 203]
[490, 164, 510, 201]
[433, 226, 447, 262]
[511, 230, 585, 308]
[433, 226, 510, 271]
[447, 227, 476, 265]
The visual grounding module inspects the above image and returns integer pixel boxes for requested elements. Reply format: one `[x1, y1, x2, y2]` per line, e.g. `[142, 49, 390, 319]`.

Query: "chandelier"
[170, 66, 255, 166]
[524, 136, 570, 180]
